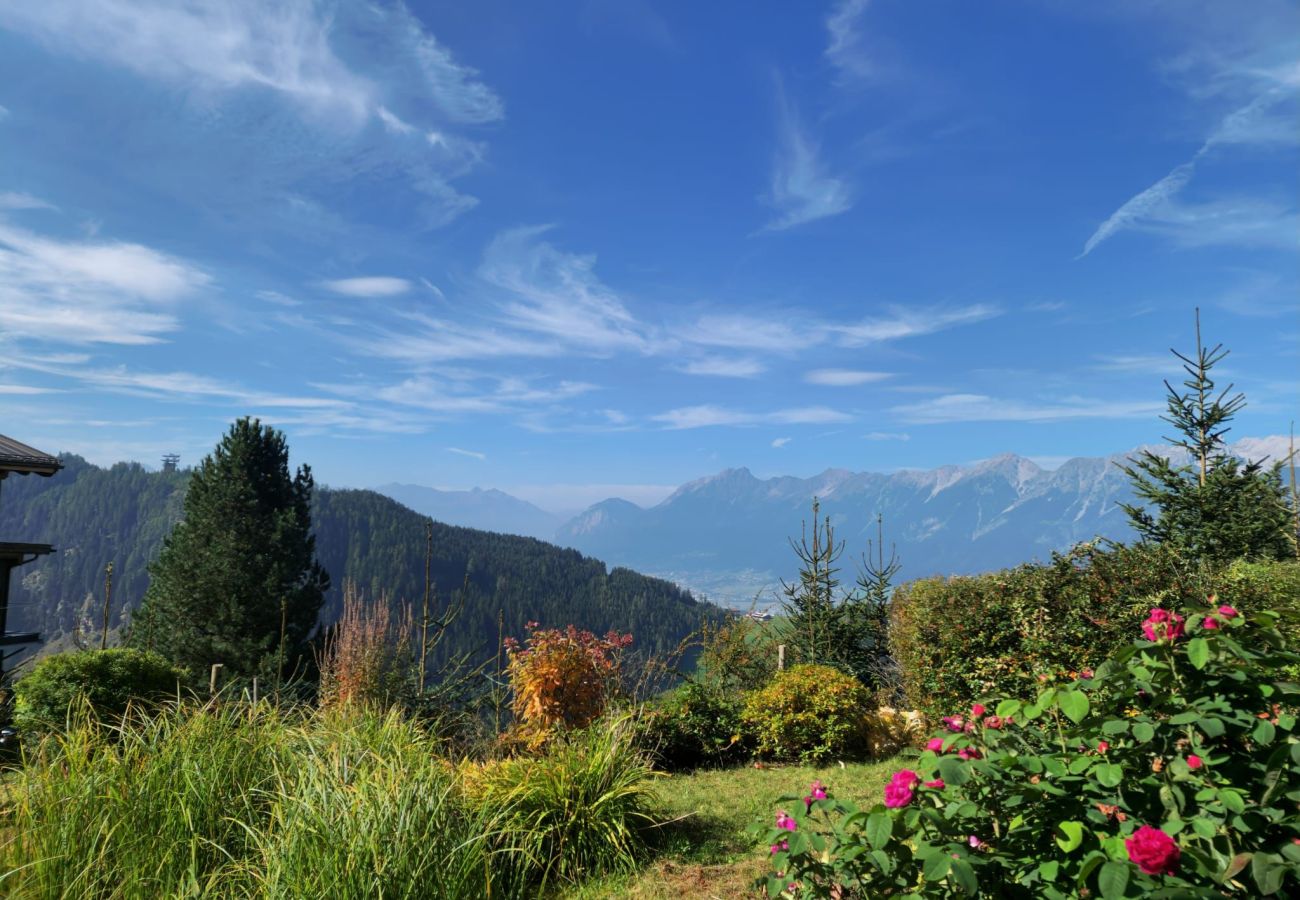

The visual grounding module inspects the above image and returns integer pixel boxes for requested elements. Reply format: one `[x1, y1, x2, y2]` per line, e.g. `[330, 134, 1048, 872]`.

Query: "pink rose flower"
[1202, 616, 1219, 630]
[957, 747, 982, 761]
[803, 780, 827, 811]
[770, 840, 788, 855]
[970, 703, 986, 717]
[968, 835, 985, 849]
[925, 778, 945, 789]
[1218, 605, 1238, 618]
[1125, 825, 1180, 876]
[942, 716, 965, 732]
[884, 781, 914, 808]
[1142, 608, 1185, 642]
[1187, 754, 1203, 770]
[884, 770, 920, 808]
[927, 737, 946, 752]
[984, 716, 1004, 730]
[776, 811, 797, 832]
[1097, 741, 1109, 753]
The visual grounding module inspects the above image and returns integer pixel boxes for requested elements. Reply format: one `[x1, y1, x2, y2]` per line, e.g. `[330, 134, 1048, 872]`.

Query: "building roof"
[0, 434, 62, 478]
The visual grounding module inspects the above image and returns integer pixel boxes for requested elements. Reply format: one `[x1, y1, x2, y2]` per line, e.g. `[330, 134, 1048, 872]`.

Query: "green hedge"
[14, 648, 186, 732]
[891, 542, 1300, 717]
[891, 542, 1173, 717]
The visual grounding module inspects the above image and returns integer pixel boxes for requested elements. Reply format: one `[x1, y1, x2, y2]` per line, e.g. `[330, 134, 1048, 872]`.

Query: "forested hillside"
[0, 456, 721, 671]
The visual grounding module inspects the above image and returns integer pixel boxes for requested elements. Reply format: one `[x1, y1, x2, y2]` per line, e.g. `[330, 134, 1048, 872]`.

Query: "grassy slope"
[566, 758, 904, 899]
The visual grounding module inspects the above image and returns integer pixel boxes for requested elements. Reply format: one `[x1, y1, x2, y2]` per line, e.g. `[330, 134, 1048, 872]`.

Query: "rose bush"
[754, 598, 1300, 897]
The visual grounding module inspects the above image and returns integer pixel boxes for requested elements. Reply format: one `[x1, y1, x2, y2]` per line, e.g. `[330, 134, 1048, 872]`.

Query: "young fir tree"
[840, 513, 901, 692]
[130, 418, 329, 683]
[779, 498, 844, 669]
[1117, 310, 1296, 565]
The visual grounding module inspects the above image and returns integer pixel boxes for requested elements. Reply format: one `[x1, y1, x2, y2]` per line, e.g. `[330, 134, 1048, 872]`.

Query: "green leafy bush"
[756, 598, 1300, 897]
[13, 648, 185, 732]
[742, 664, 870, 763]
[638, 680, 747, 771]
[890, 541, 1209, 717]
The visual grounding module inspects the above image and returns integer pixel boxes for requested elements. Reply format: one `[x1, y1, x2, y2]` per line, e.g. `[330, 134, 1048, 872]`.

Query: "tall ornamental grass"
[0, 702, 660, 899]
[465, 715, 663, 888]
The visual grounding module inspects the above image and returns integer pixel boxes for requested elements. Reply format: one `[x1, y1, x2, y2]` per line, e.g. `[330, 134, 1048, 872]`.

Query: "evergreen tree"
[780, 498, 843, 669]
[1118, 311, 1296, 564]
[840, 513, 901, 692]
[130, 418, 329, 683]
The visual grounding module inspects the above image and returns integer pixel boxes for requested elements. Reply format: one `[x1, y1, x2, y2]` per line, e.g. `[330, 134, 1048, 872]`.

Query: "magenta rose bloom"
[884, 770, 920, 808]
[1125, 825, 1180, 876]
[942, 716, 965, 732]
[775, 811, 797, 832]
[1142, 608, 1185, 642]
[1218, 604, 1239, 618]
[1202, 616, 1219, 630]
[927, 737, 946, 752]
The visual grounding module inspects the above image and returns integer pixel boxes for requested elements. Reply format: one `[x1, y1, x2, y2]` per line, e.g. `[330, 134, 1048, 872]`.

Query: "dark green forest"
[0, 455, 722, 672]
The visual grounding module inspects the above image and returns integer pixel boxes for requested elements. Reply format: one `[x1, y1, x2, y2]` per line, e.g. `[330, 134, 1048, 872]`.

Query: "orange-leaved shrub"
[505, 623, 632, 744]
[741, 663, 870, 763]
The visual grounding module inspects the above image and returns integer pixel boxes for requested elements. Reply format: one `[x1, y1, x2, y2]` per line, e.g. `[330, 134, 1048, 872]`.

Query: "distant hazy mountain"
[554, 436, 1294, 607]
[374, 483, 563, 541]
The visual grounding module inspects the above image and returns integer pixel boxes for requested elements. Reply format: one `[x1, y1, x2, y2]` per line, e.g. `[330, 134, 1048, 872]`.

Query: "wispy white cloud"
[1080, 63, 1299, 257]
[0, 220, 209, 344]
[0, 1, 371, 122]
[447, 446, 486, 461]
[864, 431, 909, 441]
[824, 0, 873, 84]
[680, 312, 821, 352]
[676, 356, 766, 378]
[771, 436, 792, 448]
[0, 0, 504, 230]
[479, 225, 656, 355]
[321, 276, 412, 298]
[1092, 354, 1182, 375]
[805, 368, 892, 386]
[653, 404, 852, 429]
[0, 192, 57, 211]
[761, 89, 852, 232]
[894, 393, 1160, 424]
[834, 304, 999, 345]
[0, 383, 57, 395]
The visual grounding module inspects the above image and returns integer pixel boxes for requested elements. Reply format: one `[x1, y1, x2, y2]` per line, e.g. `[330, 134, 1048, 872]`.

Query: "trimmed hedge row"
[890, 540, 1300, 716]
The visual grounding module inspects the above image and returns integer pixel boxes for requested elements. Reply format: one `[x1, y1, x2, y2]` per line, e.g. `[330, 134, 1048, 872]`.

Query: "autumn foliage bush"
[757, 596, 1300, 897]
[504, 623, 632, 746]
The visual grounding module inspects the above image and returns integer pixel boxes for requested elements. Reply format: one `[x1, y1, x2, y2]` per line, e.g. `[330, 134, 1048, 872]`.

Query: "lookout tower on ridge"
[161, 453, 180, 474]
[0, 434, 62, 684]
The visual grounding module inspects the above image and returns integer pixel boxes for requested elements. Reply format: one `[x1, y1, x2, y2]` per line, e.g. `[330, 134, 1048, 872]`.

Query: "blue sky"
[1, 0, 1296, 512]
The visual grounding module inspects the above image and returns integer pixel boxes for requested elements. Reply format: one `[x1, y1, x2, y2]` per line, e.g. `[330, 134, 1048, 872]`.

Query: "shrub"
[890, 541, 1202, 717]
[465, 716, 661, 887]
[696, 614, 779, 693]
[12, 648, 185, 732]
[638, 680, 747, 771]
[756, 597, 1300, 897]
[504, 623, 632, 746]
[742, 664, 870, 763]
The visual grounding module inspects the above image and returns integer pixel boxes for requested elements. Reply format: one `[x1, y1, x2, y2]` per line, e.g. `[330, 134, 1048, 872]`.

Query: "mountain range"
[383, 436, 1294, 607]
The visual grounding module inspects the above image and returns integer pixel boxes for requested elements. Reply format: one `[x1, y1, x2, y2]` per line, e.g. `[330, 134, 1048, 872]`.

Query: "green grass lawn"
[565, 755, 906, 899]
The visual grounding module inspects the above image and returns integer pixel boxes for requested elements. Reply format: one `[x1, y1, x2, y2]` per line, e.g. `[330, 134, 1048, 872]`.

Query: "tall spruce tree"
[130, 418, 329, 682]
[780, 497, 843, 669]
[1117, 311, 1296, 564]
